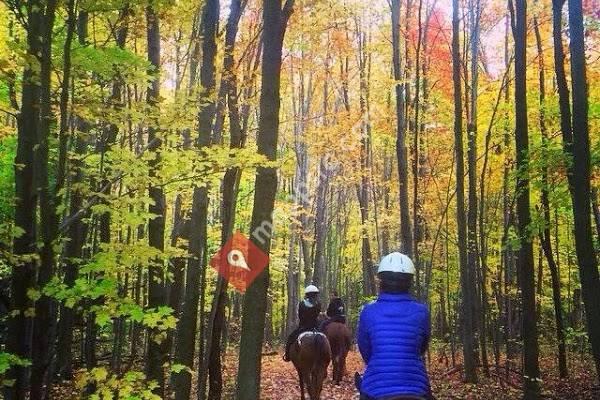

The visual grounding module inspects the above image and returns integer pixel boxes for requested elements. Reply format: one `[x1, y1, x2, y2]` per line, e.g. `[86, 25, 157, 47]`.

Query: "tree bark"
[206, 1, 245, 398]
[54, 0, 78, 378]
[5, 2, 43, 397]
[391, 0, 413, 257]
[30, 1, 59, 398]
[566, 0, 600, 381]
[452, 0, 477, 383]
[533, 12, 568, 379]
[173, 1, 219, 399]
[357, 28, 376, 296]
[467, 0, 484, 372]
[235, 1, 294, 398]
[145, 4, 168, 395]
[512, 0, 541, 396]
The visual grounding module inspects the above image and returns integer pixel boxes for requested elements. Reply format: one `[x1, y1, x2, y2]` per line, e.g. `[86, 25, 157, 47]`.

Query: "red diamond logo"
[209, 232, 269, 292]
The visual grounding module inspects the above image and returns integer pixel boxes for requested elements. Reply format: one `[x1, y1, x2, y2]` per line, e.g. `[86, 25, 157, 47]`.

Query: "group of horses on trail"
[288, 320, 352, 400]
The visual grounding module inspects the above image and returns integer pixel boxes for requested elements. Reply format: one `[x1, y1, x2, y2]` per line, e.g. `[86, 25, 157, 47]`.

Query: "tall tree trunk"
[512, 0, 541, 396]
[54, 0, 78, 380]
[285, 228, 299, 336]
[5, 2, 43, 397]
[501, 12, 516, 371]
[452, 0, 477, 383]
[314, 63, 329, 293]
[412, 0, 424, 298]
[30, 1, 59, 398]
[206, 1, 244, 398]
[55, 0, 76, 198]
[235, 1, 294, 398]
[291, 56, 314, 284]
[566, 0, 600, 381]
[533, 13, 568, 379]
[467, 0, 484, 372]
[145, 4, 168, 395]
[193, 0, 219, 391]
[391, 0, 413, 257]
[173, 1, 219, 399]
[357, 28, 376, 296]
[314, 157, 329, 291]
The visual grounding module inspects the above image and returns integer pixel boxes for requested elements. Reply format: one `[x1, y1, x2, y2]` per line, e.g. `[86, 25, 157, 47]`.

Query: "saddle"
[297, 330, 327, 345]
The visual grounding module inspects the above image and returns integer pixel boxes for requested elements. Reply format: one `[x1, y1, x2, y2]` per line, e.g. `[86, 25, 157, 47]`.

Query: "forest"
[0, 0, 599, 398]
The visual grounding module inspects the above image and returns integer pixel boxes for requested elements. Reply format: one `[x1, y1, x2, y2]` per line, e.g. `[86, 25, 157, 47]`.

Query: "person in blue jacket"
[356, 252, 432, 400]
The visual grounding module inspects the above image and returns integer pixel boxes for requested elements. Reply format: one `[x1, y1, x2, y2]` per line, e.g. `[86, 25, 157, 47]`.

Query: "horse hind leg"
[338, 353, 347, 384]
[312, 366, 328, 399]
[307, 370, 318, 400]
[330, 356, 339, 385]
[296, 367, 306, 400]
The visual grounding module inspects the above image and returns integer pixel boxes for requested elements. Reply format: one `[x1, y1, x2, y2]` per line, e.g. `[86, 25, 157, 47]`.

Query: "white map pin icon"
[227, 249, 251, 271]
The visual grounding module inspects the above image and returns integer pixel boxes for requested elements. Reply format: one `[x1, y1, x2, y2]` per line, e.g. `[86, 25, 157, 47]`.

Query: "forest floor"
[221, 350, 599, 400]
[51, 348, 599, 399]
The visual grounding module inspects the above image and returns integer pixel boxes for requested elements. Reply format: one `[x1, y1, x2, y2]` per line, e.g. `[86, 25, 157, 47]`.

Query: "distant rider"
[320, 290, 346, 332]
[283, 285, 321, 362]
[356, 252, 432, 400]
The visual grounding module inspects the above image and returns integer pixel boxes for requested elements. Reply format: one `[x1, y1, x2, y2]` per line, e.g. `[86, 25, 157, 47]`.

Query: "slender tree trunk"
[314, 157, 329, 291]
[499, 12, 516, 372]
[291, 57, 314, 283]
[54, 0, 78, 379]
[173, 1, 219, 399]
[412, 0, 424, 298]
[168, 197, 186, 321]
[512, 0, 541, 396]
[30, 1, 59, 398]
[286, 228, 299, 336]
[145, 4, 168, 395]
[534, 13, 568, 379]
[5, 2, 43, 397]
[312, 49, 329, 294]
[55, 0, 76, 197]
[206, 1, 245, 397]
[391, 0, 413, 257]
[452, 0, 477, 383]
[467, 0, 485, 372]
[566, 0, 600, 381]
[357, 29, 376, 296]
[235, 1, 294, 398]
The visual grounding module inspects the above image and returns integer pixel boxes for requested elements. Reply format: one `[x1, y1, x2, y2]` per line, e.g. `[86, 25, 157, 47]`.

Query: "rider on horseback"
[283, 284, 322, 362]
[320, 290, 346, 332]
[356, 252, 432, 400]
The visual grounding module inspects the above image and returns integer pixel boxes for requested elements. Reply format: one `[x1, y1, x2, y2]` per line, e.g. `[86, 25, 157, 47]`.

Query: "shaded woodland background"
[0, 0, 599, 398]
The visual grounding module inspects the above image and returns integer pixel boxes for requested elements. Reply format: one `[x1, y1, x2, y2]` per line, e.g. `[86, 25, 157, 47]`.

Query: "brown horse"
[323, 321, 352, 385]
[290, 331, 331, 400]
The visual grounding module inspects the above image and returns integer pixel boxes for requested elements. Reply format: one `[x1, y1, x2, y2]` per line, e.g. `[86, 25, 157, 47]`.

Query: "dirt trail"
[254, 350, 598, 400]
[259, 351, 362, 400]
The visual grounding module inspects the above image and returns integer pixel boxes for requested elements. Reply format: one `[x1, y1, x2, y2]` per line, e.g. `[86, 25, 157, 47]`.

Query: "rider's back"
[357, 292, 430, 399]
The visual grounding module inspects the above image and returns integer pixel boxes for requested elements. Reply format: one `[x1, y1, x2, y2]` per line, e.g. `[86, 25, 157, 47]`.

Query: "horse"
[323, 321, 352, 385]
[289, 330, 331, 400]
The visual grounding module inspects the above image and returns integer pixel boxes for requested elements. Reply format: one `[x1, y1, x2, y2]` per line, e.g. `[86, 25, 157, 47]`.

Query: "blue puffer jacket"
[357, 292, 431, 399]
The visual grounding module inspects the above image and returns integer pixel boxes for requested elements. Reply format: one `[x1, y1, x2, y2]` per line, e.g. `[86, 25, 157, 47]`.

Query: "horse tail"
[313, 332, 331, 363]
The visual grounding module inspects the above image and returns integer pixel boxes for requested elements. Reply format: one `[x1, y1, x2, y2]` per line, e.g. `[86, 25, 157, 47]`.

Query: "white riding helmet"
[304, 285, 320, 295]
[377, 252, 416, 275]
